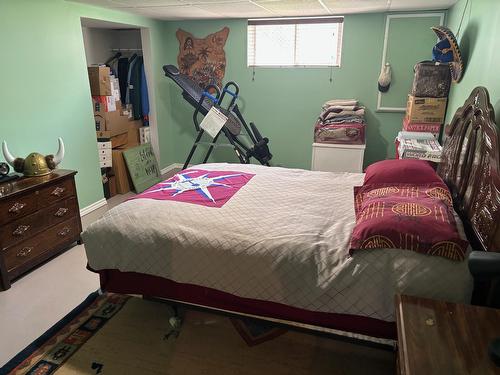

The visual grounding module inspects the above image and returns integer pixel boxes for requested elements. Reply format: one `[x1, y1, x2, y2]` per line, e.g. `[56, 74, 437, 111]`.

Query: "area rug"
[1, 292, 394, 375]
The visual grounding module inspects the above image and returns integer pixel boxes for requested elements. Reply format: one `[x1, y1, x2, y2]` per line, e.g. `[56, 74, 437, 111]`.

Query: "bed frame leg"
[163, 305, 183, 340]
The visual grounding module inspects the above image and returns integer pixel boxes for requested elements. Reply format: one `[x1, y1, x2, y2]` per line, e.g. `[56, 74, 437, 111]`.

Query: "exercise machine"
[163, 65, 272, 169]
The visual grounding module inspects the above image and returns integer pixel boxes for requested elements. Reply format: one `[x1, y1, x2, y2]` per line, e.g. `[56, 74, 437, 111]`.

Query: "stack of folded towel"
[314, 99, 366, 145]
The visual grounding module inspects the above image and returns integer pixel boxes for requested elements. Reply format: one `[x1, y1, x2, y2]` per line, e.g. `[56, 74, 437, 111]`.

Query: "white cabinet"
[311, 143, 366, 173]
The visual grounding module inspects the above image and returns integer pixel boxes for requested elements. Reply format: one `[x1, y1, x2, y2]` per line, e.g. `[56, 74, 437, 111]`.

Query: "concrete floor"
[0, 191, 137, 366]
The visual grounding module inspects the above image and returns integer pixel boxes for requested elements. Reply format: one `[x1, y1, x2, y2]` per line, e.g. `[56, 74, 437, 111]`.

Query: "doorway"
[80, 18, 160, 201]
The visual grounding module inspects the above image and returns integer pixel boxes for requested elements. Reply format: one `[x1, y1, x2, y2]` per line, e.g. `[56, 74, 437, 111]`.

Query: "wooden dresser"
[395, 294, 500, 374]
[0, 170, 82, 290]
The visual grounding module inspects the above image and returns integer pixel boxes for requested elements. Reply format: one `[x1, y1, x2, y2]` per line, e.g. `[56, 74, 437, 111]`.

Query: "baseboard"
[80, 198, 107, 217]
[160, 163, 184, 175]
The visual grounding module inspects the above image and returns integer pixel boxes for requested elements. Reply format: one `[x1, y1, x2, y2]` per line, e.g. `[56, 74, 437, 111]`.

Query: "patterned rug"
[1, 293, 394, 375]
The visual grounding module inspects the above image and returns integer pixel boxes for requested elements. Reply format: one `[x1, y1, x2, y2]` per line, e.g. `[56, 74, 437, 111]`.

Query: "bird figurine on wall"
[1, 138, 65, 177]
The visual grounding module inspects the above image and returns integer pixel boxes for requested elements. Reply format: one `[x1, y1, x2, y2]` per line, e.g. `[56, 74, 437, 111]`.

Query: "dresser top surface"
[396, 294, 500, 375]
[0, 169, 76, 200]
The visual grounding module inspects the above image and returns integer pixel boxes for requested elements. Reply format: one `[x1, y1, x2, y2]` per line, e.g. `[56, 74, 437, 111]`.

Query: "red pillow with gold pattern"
[364, 159, 442, 184]
[350, 183, 468, 261]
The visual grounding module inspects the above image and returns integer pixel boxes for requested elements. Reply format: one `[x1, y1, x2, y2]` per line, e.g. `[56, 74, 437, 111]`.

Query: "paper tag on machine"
[200, 107, 228, 138]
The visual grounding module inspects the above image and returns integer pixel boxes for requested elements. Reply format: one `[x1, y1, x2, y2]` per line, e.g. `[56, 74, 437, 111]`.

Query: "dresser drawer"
[0, 193, 38, 226]
[0, 197, 79, 249]
[3, 217, 80, 275]
[39, 178, 75, 207]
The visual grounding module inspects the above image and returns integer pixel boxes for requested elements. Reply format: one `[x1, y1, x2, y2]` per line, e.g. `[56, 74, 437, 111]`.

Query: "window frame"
[247, 16, 344, 68]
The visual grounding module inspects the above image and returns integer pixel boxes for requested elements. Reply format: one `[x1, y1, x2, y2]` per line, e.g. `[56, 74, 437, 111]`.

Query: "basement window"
[247, 16, 344, 67]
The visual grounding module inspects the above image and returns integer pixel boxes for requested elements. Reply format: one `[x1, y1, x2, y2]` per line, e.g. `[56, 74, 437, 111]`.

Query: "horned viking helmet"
[2, 138, 65, 177]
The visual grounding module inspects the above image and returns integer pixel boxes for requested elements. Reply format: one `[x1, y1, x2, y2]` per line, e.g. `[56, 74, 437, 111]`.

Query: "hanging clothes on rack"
[118, 57, 130, 104]
[105, 52, 121, 77]
[140, 64, 150, 126]
[126, 55, 143, 121]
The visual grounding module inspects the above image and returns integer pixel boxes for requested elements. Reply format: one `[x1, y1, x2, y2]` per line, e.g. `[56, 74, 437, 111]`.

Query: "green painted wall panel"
[380, 14, 443, 109]
[161, 14, 439, 169]
[446, 0, 500, 127]
[0, 0, 170, 208]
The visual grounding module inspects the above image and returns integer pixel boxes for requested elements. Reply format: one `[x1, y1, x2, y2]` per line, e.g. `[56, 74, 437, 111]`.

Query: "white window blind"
[247, 17, 344, 67]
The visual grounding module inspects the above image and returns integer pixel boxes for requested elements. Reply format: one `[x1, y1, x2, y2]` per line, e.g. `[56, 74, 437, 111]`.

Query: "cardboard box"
[92, 96, 120, 116]
[88, 66, 111, 96]
[110, 76, 121, 104]
[108, 175, 117, 197]
[128, 121, 142, 147]
[94, 110, 130, 134]
[112, 148, 133, 194]
[402, 118, 441, 137]
[406, 95, 447, 124]
[105, 111, 129, 133]
[96, 130, 129, 149]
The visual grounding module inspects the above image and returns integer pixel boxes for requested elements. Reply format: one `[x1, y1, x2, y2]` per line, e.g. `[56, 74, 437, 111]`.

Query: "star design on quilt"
[142, 171, 243, 203]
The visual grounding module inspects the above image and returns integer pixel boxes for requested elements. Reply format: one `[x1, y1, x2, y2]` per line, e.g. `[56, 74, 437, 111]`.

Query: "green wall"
[0, 2, 451, 209]
[0, 0, 170, 208]
[446, 0, 500, 125]
[162, 14, 437, 169]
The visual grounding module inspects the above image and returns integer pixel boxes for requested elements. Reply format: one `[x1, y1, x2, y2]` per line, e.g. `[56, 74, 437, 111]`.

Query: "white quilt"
[83, 163, 473, 322]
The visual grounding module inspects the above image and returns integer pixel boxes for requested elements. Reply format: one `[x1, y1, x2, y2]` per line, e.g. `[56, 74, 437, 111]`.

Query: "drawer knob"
[8, 202, 26, 214]
[13, 225, 30, 236]
[16, 247, 33, 257]
[54, 208, 69, 217]
[58, 227, 71, 237]
[51, 187, 66, 197]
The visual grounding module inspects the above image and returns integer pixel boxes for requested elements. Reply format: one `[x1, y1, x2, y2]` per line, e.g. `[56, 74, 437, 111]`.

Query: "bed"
[83, 87, 500, 341]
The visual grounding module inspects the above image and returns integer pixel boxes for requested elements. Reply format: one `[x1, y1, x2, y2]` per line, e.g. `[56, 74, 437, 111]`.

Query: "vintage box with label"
[406, 95, 447, 124]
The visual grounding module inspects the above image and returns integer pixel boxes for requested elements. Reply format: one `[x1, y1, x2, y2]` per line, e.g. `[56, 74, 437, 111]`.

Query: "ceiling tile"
[68, 0, 459, 19]
[322, 0, 388, 14]
[131, 5, 221, 18]
[254, 0, 328, 16]
[193, 1, 275, 17]
[106, 0, 182, 6]
[389, 0, 456, 11]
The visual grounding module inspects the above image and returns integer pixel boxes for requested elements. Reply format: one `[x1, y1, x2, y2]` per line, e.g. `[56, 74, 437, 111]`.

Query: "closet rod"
[110, 48, 142, 52]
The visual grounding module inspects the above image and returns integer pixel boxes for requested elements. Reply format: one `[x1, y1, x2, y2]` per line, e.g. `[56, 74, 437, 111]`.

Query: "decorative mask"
[2, 138, 65, 177]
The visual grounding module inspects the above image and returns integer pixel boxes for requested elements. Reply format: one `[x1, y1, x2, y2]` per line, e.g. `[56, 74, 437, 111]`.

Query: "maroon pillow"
[350, 183, 468, 261]
[364, 159, 443, 185]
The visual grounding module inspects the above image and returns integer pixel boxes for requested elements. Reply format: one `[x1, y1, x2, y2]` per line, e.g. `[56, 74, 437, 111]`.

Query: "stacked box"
[88, 66, 145, 195]
[412, 62, 451, 98]
[405, 95, 447, 124]
[395, 131, 442, 161]
[402, 118, 440, 138]
[88, 66, 112, 96]
[400, 62, 451, 144]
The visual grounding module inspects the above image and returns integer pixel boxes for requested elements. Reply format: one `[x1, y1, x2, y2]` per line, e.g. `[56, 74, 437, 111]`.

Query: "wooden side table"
[395, 294, 500, 374]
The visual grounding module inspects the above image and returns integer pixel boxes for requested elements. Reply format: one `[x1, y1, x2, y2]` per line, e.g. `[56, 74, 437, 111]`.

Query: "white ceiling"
[70, 0, 457, 20]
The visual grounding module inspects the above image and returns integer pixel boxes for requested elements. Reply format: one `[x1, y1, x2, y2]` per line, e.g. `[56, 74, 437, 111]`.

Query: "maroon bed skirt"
[98, 269, 396, 339]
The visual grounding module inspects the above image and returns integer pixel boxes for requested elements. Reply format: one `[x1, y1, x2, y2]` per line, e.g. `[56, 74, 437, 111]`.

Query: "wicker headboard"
[437, 87, 500, 252]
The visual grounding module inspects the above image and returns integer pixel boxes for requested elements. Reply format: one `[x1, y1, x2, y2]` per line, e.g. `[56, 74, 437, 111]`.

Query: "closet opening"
[80, 18, 159, 203]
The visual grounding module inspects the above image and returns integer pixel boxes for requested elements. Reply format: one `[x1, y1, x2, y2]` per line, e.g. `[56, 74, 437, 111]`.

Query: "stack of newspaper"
[396, 131, 443, 162]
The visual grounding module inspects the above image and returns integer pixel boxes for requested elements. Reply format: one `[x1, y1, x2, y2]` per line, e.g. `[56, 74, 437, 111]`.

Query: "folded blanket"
[322, 108, 365, 121]
[322, 99, 357, 108]
[322, 117, 365, 125]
